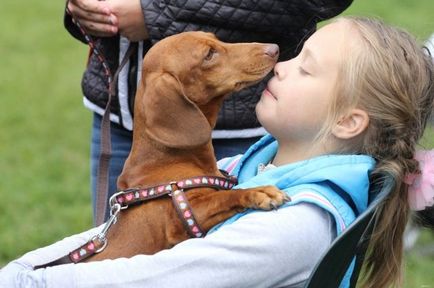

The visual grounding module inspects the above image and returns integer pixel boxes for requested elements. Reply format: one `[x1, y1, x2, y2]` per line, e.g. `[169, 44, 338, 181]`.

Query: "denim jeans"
[91, 113, 261, 221]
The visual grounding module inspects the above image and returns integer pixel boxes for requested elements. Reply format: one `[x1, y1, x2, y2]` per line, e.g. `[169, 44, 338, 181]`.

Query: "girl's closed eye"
[298, 66, 311, 76]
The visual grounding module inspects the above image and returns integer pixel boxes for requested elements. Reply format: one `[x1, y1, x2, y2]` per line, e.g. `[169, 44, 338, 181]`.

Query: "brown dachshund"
[87, 31, 286, 260]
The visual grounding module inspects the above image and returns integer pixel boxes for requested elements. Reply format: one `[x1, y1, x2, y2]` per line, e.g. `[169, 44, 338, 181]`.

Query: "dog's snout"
[265, 44, 279, 59]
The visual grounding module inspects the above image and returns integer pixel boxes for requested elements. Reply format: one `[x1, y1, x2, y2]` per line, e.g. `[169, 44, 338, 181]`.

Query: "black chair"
[304, 174, 395, 288]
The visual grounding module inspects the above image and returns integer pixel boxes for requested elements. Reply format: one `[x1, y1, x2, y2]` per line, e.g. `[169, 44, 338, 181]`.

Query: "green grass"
[343, 0, 434, 39]
[0, 1, 91, 262]
[403, 224, 434, 287]
[0, 0, 433, 286]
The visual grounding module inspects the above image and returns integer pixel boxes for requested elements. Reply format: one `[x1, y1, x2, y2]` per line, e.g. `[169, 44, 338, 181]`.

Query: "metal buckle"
[109, 190, 130, 211]
[168, 181, 177, 196]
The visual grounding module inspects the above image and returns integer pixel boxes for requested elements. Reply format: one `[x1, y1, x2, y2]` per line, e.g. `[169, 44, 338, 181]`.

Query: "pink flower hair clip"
[404, 150, 434, 211]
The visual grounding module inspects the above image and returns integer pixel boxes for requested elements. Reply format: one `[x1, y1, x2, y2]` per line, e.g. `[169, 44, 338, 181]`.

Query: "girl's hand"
[107, 0, 149, 41]
[67, 0, 118, 37]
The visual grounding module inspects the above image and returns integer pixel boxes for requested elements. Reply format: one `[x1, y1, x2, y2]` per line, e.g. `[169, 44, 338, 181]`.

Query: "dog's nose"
[265, 44, 279, 59]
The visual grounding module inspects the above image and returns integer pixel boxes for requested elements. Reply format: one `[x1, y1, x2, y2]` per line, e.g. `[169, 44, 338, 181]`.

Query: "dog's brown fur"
[90, 32, 284, 260]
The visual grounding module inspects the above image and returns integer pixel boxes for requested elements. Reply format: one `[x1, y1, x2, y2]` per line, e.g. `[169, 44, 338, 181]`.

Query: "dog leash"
[95, 43, 137, 226]
[34, 173, 237, 268]
[65, 2, 137, 226]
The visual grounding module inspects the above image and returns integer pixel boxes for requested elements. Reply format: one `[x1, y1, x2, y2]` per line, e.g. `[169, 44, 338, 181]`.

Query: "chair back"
[304, 174, 395, 288]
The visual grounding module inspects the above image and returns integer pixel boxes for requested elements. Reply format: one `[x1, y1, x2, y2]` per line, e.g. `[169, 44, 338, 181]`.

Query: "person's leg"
[212, 137, 262, 160]
[90, 113, 133, 222]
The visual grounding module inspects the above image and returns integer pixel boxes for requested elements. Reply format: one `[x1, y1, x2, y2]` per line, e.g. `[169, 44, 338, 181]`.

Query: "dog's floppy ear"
[140, 72, 211, 148]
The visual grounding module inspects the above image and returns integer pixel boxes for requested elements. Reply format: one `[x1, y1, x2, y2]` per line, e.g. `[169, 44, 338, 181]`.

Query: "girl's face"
[256, 21, 349, 145]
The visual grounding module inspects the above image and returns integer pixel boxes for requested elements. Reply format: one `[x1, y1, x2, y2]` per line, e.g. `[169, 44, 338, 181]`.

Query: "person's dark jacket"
[64, 0, 353, 134]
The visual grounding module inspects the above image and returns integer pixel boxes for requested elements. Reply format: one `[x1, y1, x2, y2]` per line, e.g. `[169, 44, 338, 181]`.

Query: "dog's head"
[136, 31, 279, 148]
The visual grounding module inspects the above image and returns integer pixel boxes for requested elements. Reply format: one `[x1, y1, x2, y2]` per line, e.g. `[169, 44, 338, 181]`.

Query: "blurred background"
[0, 0, 433, 286]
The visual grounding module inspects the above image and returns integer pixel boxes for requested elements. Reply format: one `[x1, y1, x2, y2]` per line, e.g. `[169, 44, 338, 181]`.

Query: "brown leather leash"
[34, 173, 237, 268]
[65, 2, 138, 226]
[95, 42, 137, 226]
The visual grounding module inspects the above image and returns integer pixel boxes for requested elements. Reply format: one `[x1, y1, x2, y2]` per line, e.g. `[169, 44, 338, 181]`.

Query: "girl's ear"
[332, 108, 369, 140]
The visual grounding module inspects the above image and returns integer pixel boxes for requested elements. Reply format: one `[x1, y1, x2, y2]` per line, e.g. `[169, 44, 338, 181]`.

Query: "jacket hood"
[233, 135, 376, 214]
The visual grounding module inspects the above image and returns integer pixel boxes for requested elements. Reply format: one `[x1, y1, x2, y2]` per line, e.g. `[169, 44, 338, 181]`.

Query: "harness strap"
[114, 175, 237, 207]
[171, 188, 204, 238]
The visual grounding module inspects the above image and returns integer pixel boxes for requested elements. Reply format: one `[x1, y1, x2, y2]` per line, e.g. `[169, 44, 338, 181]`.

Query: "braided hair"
[333, 17, 434, 287]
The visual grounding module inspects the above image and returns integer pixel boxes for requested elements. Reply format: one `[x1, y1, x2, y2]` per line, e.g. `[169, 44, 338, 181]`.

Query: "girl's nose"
[273, 61, 287, 79]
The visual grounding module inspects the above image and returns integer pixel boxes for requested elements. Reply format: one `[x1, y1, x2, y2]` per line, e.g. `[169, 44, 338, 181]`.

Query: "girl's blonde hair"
[326, 17, 434, 287]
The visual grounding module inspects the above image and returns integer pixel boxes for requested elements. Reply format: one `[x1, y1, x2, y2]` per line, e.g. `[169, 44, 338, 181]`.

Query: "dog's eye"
[204, 48, 216, 61]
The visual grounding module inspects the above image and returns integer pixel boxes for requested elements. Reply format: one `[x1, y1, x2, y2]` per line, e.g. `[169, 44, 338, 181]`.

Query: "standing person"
[2, 16, 433, 288]
[64, 0, 353, 222]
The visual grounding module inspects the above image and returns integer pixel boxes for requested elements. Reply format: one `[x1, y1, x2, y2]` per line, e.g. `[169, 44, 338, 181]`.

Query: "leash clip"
[93, 203, 122, 254]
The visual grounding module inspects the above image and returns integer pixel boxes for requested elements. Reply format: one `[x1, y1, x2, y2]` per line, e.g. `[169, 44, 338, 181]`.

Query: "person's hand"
[107, 0, 149, 42]
[67, 0, 118, 37]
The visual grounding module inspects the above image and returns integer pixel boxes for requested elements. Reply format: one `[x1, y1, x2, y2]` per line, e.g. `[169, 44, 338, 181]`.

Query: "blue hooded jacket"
[212, 134, 376, 287]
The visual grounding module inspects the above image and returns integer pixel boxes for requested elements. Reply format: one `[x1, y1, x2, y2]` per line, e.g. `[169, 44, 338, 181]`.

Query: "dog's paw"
[243, 185, 290, 210]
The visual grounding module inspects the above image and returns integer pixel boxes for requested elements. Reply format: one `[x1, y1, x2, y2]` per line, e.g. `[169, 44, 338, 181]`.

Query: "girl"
[1, 16, 433, 288]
